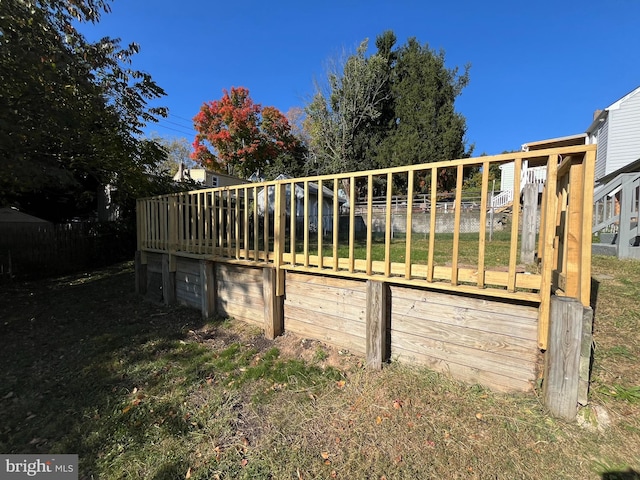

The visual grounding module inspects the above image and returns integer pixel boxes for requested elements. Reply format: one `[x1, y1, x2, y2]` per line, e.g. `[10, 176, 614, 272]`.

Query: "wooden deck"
[136, 145, 596, 395]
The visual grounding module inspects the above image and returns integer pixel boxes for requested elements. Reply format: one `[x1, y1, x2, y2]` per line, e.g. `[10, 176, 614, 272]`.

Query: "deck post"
[263, 267, 284, 340]
[200, 260, 216, 318]
[161, 253, 176, 306]
[618, 175, 636, 259]
[135, 251, 147, 295]
[366, 280, 389, 370]
[543, 296, 583, 420]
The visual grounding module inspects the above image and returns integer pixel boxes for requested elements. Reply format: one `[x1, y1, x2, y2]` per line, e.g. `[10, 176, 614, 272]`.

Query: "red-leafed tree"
[191, 87, 300, 178]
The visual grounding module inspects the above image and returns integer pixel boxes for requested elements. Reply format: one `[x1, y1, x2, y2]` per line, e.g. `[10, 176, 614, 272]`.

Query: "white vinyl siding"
[499, 162, 514, 192]
[594, 116, 609, 181]
[606, 90, 640, 176]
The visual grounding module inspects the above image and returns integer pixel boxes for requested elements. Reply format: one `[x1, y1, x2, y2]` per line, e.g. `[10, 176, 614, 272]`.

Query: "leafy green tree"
[0, 0, 167, 222]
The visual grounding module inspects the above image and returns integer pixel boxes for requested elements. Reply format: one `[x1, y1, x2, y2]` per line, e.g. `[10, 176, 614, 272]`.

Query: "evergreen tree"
[378, 37, 472, 171]
[305, 31, 472, 192]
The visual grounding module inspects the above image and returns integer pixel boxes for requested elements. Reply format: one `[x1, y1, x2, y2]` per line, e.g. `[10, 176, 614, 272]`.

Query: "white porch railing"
[491, 162, 546, 209]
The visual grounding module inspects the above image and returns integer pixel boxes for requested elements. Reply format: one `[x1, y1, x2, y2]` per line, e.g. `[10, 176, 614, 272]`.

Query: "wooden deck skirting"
[136, 145, 597, 398]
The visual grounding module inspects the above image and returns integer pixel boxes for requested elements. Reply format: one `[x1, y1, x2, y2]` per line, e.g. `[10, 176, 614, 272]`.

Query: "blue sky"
[81, 0, 640, 156]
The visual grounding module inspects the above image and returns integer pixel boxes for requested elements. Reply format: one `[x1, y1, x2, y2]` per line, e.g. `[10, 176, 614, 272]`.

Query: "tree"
[149, 135, 195, 177]
[191, 87, 303, 179]
[305, 39, 390, 175]
[377, 37, 472, 170]
[0, 0, 167, 222]
[305, 31, 473, 191]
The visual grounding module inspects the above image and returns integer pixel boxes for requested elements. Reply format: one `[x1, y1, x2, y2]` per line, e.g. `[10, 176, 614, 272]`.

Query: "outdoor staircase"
[592, 172, 640, 259]
[491, 162, 546, 210]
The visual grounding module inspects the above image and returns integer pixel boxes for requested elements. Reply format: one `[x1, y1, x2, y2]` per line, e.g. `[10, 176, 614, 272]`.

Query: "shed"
[256, 175, 347, 234]
[0, 207, 51, 226]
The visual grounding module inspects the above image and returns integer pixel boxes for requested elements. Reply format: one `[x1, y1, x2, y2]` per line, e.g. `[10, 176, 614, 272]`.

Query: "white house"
[586, 86, 640, 183]
[495, 86, 640, 207]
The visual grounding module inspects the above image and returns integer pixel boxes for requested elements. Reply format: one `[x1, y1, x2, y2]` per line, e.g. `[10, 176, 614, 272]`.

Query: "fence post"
[564, 159, 585, 300]
[273, 182, 286, 296]
[366, 280, 389, 370]
[520, 183, 537, 264]
[263, 267, 284, 340]
[169, 195, 179, 252]
[543, 296, 583, 420]
[538, 154, 559, 350]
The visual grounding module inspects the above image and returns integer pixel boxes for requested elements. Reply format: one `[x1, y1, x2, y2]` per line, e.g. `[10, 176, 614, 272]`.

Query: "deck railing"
[137, 144, 596, 349]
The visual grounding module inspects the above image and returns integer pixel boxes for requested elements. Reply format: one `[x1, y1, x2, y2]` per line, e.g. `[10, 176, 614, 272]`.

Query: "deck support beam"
[263, 267, 284, 340]
[543, 296, 584, 420]
[366, 280, 389, 370]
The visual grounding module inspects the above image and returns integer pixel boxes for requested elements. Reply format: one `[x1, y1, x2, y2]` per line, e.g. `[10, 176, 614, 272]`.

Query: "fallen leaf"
[475, 412, 484, 421]
[185, 466, 191, 479]
[335, 437, 341, 444]
[376, 416, 382, 425]
[336, 380, 346, 389]
[393, 399, 403, 409]
[324, 459, 331, 465]
[3, 392, 14, 400]
[321, 451, 330, 460]
[330, 470, 337, 478]
[241, 459, 248, 467]
[122, 405, 132, 414]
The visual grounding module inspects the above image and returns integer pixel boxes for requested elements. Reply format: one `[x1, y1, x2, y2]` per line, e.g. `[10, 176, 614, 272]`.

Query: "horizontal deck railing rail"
[137, 144, 596, 350]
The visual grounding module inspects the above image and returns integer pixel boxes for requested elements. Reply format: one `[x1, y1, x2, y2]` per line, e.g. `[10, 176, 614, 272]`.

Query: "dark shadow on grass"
[151, 461, 190, 480]
[591, 276, 600, 318]
[602, 470, 640, 480]
[0, 262, 212, 478]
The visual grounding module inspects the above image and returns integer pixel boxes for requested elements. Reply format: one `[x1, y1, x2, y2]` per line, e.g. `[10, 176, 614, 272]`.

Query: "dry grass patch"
[0, 259, 639, 479]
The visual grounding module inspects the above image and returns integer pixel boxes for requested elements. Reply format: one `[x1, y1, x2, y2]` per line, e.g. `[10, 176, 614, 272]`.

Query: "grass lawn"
[0, 257, 639, 479]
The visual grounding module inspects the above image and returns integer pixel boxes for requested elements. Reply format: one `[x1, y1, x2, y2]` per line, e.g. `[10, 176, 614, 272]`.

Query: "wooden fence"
[136, 145, 597, 408]
[0, 222, 135, 278]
